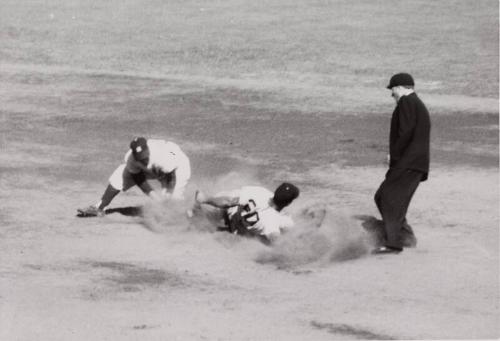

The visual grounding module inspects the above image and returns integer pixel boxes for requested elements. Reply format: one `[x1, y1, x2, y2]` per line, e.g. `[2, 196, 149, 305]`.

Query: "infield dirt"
[1, 1, 498, 340]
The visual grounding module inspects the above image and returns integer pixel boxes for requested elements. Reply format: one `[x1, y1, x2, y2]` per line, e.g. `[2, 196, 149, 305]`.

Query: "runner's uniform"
[223, 186, 294, 241]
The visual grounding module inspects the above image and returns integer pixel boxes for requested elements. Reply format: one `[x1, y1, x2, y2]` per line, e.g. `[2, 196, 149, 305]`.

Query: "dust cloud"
[138, 171, 372, 269]
[256, 207, 370, 269]
[139, 170, 264, 233]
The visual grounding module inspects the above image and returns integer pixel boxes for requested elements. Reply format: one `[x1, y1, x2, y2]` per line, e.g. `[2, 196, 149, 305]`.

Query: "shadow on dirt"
[311, 320, 396, 340]
[75, 206, 144, 218]
[90, 261, 184, 288]
[105, 206, 143, 217]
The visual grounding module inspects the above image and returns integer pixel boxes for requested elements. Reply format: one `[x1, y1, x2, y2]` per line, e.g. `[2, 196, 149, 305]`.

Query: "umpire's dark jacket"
[389, 92, 431, 181]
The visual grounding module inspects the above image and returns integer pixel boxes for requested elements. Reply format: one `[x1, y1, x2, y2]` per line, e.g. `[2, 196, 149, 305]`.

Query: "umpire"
[373, 73, 431, 254]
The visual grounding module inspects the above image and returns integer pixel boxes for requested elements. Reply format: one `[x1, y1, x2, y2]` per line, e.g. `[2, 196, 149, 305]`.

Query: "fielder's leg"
[97, 184, 120, 210]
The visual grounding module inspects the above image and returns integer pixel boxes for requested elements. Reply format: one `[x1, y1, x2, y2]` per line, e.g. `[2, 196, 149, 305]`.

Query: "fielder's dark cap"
[386, 73, 415, 89]
[273, 182, 299, 210]
[130, 137, 149, 161]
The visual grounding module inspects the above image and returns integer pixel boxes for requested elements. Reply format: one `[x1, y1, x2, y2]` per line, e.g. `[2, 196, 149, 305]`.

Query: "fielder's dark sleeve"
[131, 171, 153, 194]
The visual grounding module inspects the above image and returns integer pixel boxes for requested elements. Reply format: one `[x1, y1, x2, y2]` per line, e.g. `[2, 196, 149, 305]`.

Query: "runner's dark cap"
[386, 73, 414, 89]
[273, 182, 299, 210]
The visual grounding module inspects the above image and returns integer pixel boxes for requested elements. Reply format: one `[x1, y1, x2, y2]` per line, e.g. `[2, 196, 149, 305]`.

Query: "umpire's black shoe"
[371, 246, 403, 255]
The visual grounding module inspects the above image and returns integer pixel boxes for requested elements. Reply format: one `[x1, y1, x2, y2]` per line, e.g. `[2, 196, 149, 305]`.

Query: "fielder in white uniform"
[77, 137, 191, 217]
[194, 183, 299, 244]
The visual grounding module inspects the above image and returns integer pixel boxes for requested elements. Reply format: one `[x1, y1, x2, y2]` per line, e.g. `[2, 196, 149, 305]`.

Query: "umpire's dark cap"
[130, 137, 149, 160]
[386, 73, 415, 89]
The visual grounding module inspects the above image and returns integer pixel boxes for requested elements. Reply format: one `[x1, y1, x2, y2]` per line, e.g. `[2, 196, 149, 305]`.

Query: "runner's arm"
[201, 195, 240, 209]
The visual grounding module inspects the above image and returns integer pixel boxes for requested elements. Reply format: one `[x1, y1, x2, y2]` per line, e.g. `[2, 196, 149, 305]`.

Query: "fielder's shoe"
[77, 205, 104, 217]
[371, 246, 403, 255]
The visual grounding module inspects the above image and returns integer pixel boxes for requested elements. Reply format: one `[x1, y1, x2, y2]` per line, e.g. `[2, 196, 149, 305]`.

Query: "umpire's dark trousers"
[374, 168, 423, 249]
